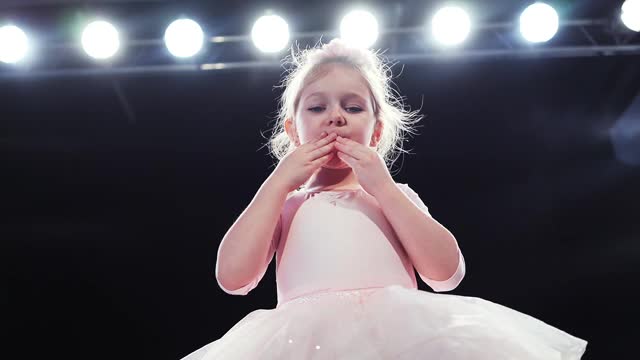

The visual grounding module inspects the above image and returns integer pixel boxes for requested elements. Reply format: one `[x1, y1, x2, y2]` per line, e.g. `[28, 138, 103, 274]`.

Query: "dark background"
[3, 0, 639, 359]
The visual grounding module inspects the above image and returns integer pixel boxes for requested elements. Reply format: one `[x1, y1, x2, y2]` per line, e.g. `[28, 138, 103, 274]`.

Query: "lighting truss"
[0, 18, 638, 80]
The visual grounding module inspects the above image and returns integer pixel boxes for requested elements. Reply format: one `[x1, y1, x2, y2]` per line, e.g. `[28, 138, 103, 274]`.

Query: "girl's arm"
[216, 173, 290, 292]
[376, 183, 463, 290]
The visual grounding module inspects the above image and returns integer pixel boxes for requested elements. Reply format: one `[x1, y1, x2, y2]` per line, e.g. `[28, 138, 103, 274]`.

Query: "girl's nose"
[328, 108, 346, 126]
[329, 117, 345, 126]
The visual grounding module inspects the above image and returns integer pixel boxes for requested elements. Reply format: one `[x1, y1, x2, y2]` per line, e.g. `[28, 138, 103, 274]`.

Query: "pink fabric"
[216, 183, 465, 303]
[183, 183, 588, 359]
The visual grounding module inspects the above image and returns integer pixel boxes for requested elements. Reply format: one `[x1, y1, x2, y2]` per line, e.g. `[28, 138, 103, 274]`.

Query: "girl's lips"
[327, 132, 349, 139]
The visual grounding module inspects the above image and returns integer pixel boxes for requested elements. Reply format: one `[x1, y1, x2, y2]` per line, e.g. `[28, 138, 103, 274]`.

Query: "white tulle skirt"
[181, 285, 587, 359]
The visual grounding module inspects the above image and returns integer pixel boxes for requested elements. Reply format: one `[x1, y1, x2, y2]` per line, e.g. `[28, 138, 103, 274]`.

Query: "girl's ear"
[284, 118, 300, 146]
[370, 120, 383, 147]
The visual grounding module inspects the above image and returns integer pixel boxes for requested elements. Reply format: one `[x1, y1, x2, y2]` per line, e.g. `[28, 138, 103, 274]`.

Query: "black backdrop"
[3, 1, 639, 359]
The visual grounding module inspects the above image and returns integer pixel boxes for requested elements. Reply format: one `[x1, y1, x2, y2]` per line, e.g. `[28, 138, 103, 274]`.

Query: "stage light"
[519, 2, 559, 43]
[251, 14, 289, 53]
[81, 20, 120, 59]
[164, 19, 204, 58]
[0, 25, 29, 63]
[431, 6, 471, 46]
[621, 0, 640, 32]
[339, 9, 379, 48]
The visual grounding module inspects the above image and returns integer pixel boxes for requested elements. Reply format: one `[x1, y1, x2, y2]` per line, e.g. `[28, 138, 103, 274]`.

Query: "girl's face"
[285, 63, 382, 169]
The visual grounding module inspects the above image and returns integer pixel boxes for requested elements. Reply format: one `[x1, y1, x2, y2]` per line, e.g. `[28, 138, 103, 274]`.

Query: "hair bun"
[309, 38, 375, 68]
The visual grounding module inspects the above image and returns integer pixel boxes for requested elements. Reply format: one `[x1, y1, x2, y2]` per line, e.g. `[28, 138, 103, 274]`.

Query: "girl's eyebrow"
[304, 91, 367, 102]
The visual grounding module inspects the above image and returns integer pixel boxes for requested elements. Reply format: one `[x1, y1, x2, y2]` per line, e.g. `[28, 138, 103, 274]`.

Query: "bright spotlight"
[0, 25, 29, 63]
[519, 2, 559, 43]
[81, 20, 120, 59]
[431, 6, 471, 46]
[339, 9, 379, 48]
[251, 14, 289, 53]
[164, 19, 204, 58]
[621, 0, 640, 32]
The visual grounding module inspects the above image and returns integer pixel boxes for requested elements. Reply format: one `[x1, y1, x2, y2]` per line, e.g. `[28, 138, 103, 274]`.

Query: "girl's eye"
[307, 106, 363, 113]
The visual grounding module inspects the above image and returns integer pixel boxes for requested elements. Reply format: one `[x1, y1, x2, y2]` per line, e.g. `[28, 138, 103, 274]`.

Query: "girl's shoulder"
[394, 183, 431, 216]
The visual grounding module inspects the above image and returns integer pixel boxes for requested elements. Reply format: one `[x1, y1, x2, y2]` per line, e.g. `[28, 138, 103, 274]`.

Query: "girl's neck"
[303, 167, 362, 191]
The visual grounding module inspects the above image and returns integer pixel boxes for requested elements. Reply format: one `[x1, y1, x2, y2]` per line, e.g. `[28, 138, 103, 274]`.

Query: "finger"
[311, 132, 337, 149]
[309, 140, 336, 160]
[312, 131, 328, 143]
[336, 151, 356, 167]
[311, 153, 333, 167]
[334, 140, 362, 161]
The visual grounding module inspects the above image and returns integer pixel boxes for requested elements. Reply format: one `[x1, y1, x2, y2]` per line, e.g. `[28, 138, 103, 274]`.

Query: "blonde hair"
[266, 38, 423, 173]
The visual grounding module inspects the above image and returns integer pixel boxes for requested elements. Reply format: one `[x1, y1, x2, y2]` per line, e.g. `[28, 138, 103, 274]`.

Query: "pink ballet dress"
[181, 183, 588, 359]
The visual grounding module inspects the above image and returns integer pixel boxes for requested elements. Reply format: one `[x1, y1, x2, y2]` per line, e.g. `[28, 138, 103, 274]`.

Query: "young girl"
[181, 38, 588, 359]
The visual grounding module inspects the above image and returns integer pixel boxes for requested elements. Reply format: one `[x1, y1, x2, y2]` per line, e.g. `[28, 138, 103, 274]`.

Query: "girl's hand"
[334, 136, 395, 198]
[272, 131, 338, 193]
